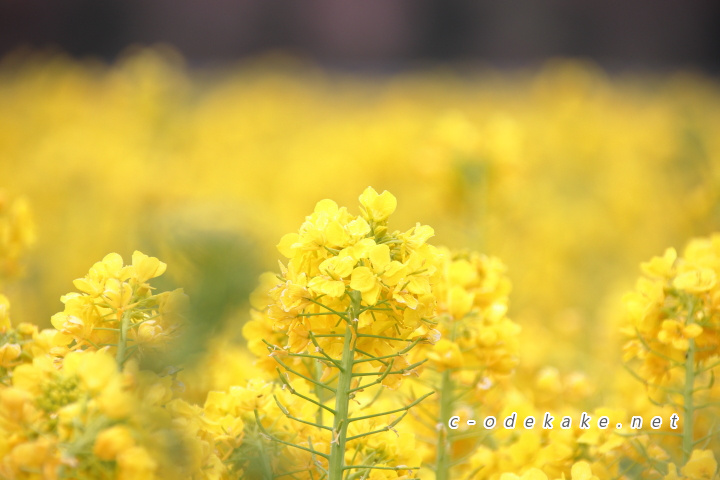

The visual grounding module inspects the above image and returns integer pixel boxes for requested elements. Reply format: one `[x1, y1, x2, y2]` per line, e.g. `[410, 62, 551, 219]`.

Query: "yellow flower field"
[0, 48, 719, 479]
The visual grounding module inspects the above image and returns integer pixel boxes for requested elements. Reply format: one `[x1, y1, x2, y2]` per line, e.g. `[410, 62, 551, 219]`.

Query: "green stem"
[315, 360, 324, 427]
[256, 427, 275, 480]
[115, 309, 131, 369]
[329, 293, 361, 480]
[683, 325, 696, 464]
[435, 369, 453, 480]
[329, 324, 356, 480]
[436, 316, 461, 480]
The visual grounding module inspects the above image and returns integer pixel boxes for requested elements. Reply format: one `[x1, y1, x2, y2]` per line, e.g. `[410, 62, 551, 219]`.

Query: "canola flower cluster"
[0, 251, 192, 479]
[50, 251, 187, 367]
[622, 235, 720, 474]
[262, 186, 437, 368]
[243, 187, 441, 478]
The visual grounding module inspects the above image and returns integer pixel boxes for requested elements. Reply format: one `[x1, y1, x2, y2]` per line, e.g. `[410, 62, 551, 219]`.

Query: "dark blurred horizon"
[1, 0, 719, 73]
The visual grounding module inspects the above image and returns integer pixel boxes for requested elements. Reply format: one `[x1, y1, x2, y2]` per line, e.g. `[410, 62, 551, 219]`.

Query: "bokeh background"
[2, 1, 720, 396]
[2, 0, 720, 71]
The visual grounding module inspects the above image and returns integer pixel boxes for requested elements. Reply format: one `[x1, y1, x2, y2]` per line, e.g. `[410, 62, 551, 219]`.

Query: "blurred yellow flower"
[681, 450, 718, 480]
[673, 267, 717, 293]
[500, 468, 549, 480]
[93, 425, 136, 461]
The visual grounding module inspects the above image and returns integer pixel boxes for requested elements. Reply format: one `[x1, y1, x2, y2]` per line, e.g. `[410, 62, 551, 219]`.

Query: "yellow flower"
[72, 276, 105, 297]
[347, 217, 371, 237]
[350, 266, 382, 305]
[448, 285, 474, 319]
[0, 342, 21, 367]
[287, 320, 310, 352]
[681, 450, 718, 480]
[277, 280, 311, 313]
[0, 294, 11, 332]
[673, 267, 717, 293]
[117, 445, 157, 480]
[308, 255, 355, 297]
[641, 247, 677, 278]
[664, 463, 682, 480]
[12, 359, 50, 395]
[131, 250, 167, 283]
[569, 461, 599, 480]
[64, 350, 117, 393]
[623, 235, 720, 390]
[93, 425, 136, 461]
[500, 469, 549, 480]
[320, 255, 356, 278]
[136, 320, 164, 344]
[657, 319, 703, 351]
[96, 378, 134, 419]
[103, 277, 133, 309]
[0, 386, 33, 420]
[398, 223, 435, 252]
[9, 437, 55, 473]
[359, 186, 397, 222]
[535, 367, 562, 395]
[427, 339, 463, 370]
[277, 232, 300, 258]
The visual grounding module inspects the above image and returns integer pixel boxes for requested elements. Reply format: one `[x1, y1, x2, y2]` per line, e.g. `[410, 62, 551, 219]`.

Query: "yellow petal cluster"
[0, 251, 232, 480]
[249, 187, 441, 376]
[430, 248, 520, 377]
[622, 234, 720, 387]
[50, 251, 187, 362]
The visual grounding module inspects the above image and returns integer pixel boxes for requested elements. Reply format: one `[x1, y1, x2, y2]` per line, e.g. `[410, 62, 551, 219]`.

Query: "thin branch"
[346, 411, 408, 441]
[349, 392, 434, 423]
[306, 298, 351, 323]
[276, 369, 338, 415]
[343, 465, 419, 471]
[272, 357, 337, 393]
[349, 362, 394, 392]
[634, 327, 683, 365]
[308, 332, 343, 368]
[622, 362, 677, 393]
[356, 333, 414, 342]
[254, 410, 330, 460]
[354, 347, 390, 367]
[693, 428, 720, 447]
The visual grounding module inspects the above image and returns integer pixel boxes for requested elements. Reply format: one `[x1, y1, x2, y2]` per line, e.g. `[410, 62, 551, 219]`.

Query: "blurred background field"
[2, 47, 720, 387]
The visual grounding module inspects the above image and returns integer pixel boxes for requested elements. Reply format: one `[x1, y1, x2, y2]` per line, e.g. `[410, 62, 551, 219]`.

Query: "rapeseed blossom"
[266, 186, 438, 360]
[622, 235, 720, 476]
[408, 248, 521, 479]
[242, 187, 440, 479]
[50, 251, 187, 367]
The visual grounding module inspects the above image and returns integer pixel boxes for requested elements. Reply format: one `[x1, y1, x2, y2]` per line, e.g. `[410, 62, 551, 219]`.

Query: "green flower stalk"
[249, 188, 441, 479]
[622, 236, 720, 474]
[408, 249, 519, 480]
